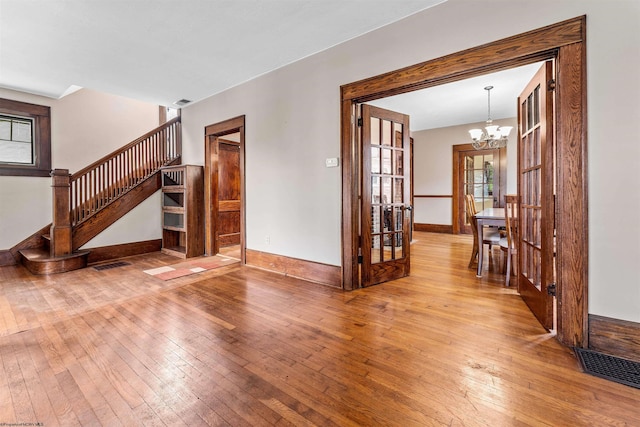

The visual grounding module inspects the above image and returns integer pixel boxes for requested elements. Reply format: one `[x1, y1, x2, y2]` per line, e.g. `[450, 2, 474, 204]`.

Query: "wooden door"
[361, 104, 411, 287]
[204, 115, 245, 260]
[517, 61, 555, 330]
[215, 139, 241, 248]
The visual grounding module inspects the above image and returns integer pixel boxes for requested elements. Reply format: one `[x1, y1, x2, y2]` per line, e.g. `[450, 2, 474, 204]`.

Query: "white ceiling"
[0, 0, 540, 131]
[369, 62, 543, 131]
[0, 0, 445, 106]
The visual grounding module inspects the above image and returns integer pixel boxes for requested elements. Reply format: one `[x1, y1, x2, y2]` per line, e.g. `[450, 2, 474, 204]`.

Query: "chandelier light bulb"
[469, 128, 483, 140]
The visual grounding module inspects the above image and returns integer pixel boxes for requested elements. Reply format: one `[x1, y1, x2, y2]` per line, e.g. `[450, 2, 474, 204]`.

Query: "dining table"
[474, 207, 506, 277]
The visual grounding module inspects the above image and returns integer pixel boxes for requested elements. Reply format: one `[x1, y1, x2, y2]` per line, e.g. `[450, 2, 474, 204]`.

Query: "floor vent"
[93, 261, 131, 271]
[574, 347, 640, 389]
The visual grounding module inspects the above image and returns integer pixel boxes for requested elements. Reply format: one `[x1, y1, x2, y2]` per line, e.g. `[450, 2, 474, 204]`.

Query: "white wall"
[181, 0, 640, 322]
[411, 118, 517, 225]
[0, 88, 161, 249]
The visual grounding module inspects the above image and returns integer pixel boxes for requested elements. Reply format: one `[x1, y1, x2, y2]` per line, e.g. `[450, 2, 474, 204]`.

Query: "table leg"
[476, 218, 483, 277]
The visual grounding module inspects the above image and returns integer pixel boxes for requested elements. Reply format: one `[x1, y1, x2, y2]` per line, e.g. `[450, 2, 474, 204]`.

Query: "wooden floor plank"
[28, 328, 81, 426]
[0, 232, 639, 426]
[0, 336, 18, 423]
[12, 331, 58, 425]
[114, 300, 257, 426]
[96, 307, 211, 426]
[54, 368, 101, 426]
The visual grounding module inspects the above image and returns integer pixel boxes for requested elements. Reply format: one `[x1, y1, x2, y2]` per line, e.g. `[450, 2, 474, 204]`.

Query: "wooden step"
[19, 248, 90, 275]
[42, 234, 51, 251]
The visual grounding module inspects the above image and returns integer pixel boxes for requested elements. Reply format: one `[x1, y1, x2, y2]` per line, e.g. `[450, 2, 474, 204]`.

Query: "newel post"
[50, 169, 73, 257]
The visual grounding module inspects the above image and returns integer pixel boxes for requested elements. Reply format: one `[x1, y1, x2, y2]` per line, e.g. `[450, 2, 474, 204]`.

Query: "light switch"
[325, 157, 339, 168]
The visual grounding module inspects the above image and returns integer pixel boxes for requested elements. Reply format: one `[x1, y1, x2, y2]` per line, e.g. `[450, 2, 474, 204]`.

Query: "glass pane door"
[463, 151, 498, 225]
[369, 119, 406, 264]
[361, 104, 411, 287]
[517, 61, 555, 331]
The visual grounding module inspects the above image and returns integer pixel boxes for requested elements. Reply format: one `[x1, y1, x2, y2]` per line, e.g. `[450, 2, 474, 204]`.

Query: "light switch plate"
[325, 157, 339, 168]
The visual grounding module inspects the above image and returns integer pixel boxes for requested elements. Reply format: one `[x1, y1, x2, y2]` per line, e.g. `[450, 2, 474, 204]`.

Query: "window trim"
[0, 98, 51, 177]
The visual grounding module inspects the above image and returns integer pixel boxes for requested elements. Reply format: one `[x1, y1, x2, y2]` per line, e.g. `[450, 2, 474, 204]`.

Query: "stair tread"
[20, 248, 90, 262]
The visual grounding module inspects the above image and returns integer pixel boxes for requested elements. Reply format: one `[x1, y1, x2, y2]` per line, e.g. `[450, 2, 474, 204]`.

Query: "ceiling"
[0, 0, 445, 106]
[369, 62, 543, 131]
[0, 0, 540, 131]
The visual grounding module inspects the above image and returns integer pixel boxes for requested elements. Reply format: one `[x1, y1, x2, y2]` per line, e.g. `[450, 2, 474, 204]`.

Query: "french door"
[517, 61, 555, 330]
[456, 146, 506, 234]
[360, 104, 411, 287]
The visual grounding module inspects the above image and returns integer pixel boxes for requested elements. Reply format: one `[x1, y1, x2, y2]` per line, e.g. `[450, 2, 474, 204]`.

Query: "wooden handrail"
[71, 117, 181, 179]
[69, 117, 181, 226]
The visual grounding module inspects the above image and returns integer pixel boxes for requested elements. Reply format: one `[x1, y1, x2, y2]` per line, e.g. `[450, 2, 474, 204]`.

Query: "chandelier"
[468, 85, 513, 150]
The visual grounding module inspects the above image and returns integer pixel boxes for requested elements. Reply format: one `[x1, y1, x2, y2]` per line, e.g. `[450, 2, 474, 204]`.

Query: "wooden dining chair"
[465, 194, 501, 268]
[499, 194, 518, 286]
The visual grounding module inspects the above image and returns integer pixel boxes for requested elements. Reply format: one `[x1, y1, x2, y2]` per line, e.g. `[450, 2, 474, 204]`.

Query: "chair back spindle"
[502, 194, 519, 286]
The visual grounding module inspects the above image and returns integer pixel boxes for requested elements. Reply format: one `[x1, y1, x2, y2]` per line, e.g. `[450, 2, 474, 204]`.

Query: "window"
[0, 98, 51, 176]
[0, 115, 34, 164]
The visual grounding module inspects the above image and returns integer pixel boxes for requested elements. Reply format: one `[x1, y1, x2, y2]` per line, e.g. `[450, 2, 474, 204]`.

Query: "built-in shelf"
[160, 165, 204, 258]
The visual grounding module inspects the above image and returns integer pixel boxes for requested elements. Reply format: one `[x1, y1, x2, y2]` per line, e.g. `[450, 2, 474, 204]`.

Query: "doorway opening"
[204, 116, 246, 264]
[453, 144, 507, 235]
[340, 17, 587, 348]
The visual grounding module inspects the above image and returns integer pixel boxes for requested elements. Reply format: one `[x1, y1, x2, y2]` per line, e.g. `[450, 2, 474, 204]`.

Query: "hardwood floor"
[218, 244, 241, 260]
[1, 232, 638, 426]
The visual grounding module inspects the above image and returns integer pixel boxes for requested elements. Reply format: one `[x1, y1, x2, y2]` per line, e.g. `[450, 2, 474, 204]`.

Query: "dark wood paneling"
[216, 142, 241, 251]
[0, 250, 17, 266]
[589, 315, 640, 363]
[184, 165, 205, 258]
[414, 223, 453, 234]
[555, 40, 589, 348]
[19, 249, 89, 275]
[218, 233, 240, 247]
[72, 173, 161, 250]
[50, 169, 73, 257]
[219, 200, 241, 212]
[246, 249, 341, 288]
[204, 116, 245, 263]
[9, 223, 51, 261]
[204, 116, 245, 136]
[340, 100, 357, 290]
[218, 143, 241, 200]
[218, 211, 240, 235]
[86, 239, 162, 264]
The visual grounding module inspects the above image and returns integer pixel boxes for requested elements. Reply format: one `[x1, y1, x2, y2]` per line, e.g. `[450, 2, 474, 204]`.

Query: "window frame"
[0, 98, 51, 177]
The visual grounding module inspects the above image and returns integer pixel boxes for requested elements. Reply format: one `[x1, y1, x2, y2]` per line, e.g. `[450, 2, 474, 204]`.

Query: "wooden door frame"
[204, 115, 246, 264]
[340, 16, 588, 348]
[452, 144, 507, 235]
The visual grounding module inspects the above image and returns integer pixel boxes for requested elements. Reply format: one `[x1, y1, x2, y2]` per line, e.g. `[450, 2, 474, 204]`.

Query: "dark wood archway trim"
[204, 115, 246, 264]
[340, 16, 587, 347]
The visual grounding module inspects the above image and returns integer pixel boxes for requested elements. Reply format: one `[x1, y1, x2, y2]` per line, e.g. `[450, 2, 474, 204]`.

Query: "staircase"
[13, 116, 182, 274]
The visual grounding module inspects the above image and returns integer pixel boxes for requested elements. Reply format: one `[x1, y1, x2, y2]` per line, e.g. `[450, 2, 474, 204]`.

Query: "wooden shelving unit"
[160, 165, 204, 258]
